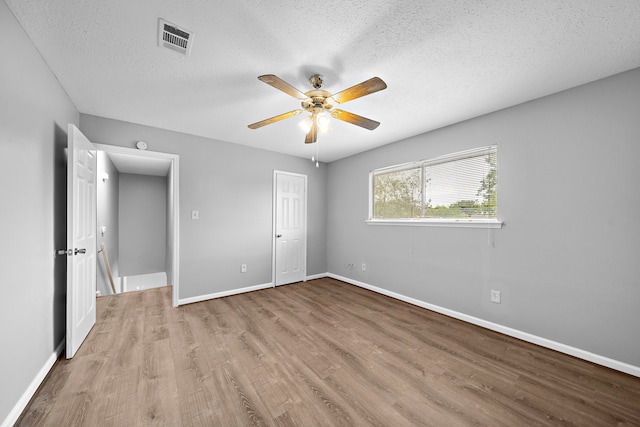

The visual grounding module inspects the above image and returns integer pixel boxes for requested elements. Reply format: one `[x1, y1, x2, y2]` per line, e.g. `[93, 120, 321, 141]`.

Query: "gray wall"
[119, 173, 167, 276]
[96, 151, 120, 294]
[79, 114, 328, 299]
[0, 0, 79, 423]
[327, 68, 640, 367]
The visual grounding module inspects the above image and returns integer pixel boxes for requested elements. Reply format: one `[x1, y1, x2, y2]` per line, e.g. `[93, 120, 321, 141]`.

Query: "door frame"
[272, 170, 307, 287]
[95, 143, 180, 307]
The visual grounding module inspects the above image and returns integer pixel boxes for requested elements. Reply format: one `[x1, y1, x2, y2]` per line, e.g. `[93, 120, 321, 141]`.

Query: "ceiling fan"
[248, 74, 387, 144]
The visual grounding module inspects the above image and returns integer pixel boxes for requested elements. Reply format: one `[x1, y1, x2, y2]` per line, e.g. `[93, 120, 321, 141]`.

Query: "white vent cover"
[158, 19, 193, 57]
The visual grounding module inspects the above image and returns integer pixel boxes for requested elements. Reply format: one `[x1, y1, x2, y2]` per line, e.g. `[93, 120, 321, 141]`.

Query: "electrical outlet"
[191, 210, 199, 220]
[361, 263, 367, 271]
[490, 290, 501, 303]
[241, 264, 247, 273]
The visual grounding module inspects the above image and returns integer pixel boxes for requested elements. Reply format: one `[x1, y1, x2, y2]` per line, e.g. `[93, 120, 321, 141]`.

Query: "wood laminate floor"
[17, 278, 640, 426]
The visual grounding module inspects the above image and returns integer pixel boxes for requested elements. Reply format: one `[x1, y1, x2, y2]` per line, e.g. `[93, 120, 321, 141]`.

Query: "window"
[369, 146, 501, 228]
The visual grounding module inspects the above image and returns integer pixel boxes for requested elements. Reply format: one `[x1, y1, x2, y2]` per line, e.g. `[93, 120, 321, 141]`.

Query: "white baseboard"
[1, 339, 65, 427]
[176, 275, 330, 306]
[305, 272, 329, 281]
[326, 273, 640, 378]
[177, 282, 273, 306]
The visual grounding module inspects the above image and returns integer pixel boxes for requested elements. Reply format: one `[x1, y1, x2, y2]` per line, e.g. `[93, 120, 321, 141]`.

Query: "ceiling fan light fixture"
[299, 116, 313, 133]
[316, 111, 331, 133]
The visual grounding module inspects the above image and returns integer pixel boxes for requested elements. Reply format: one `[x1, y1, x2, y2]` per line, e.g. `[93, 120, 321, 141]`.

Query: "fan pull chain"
[311, 140, 319, 167]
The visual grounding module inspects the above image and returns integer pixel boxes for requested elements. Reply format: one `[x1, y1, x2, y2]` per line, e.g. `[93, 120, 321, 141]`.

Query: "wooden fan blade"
[248, 109, 304, 129]
[331, 109, 380, 130]
[304, 121, 318, 144]
[331, 77, 387, 104]
[258, 74, 309, 100]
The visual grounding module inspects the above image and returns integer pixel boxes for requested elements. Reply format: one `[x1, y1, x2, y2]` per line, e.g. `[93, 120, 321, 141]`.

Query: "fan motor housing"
[302, 90, 334, 111]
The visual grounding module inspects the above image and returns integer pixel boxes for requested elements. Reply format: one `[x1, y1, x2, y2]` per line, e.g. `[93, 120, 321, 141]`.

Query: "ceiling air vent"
[158, 19, 194, 57]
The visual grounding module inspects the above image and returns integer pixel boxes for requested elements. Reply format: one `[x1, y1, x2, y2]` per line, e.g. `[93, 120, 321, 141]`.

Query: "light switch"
[100, 226, 107, 236]
[191, 210, 199, 220]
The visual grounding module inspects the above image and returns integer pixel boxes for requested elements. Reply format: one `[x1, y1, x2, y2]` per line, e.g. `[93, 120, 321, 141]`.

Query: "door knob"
[74, 248, 87, 255]
[276, 234, 282, 238]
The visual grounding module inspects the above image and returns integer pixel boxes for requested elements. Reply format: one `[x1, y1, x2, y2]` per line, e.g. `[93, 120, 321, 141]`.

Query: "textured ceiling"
[6, 0, 640, 162]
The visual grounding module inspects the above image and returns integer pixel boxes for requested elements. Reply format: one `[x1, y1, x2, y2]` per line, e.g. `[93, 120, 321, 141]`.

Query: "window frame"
[367, 146, 503, 229]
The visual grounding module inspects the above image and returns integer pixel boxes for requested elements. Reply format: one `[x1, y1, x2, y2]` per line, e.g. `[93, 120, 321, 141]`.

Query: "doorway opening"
[95, 143, 180, 307]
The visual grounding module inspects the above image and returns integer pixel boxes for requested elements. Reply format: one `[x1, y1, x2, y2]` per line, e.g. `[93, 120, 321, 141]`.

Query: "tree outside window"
[371, 146, 497, 221]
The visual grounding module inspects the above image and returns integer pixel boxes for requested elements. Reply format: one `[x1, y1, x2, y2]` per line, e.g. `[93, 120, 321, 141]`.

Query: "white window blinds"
[371, 146, 497, 221]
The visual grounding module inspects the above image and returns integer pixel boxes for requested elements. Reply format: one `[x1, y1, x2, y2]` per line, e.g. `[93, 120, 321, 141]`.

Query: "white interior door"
[66, 124, 97, 358]
[274, 171, 307, 286]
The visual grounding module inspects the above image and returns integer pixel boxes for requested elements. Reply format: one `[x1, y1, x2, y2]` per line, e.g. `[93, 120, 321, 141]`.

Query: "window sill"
[365, 219, 503, 229]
